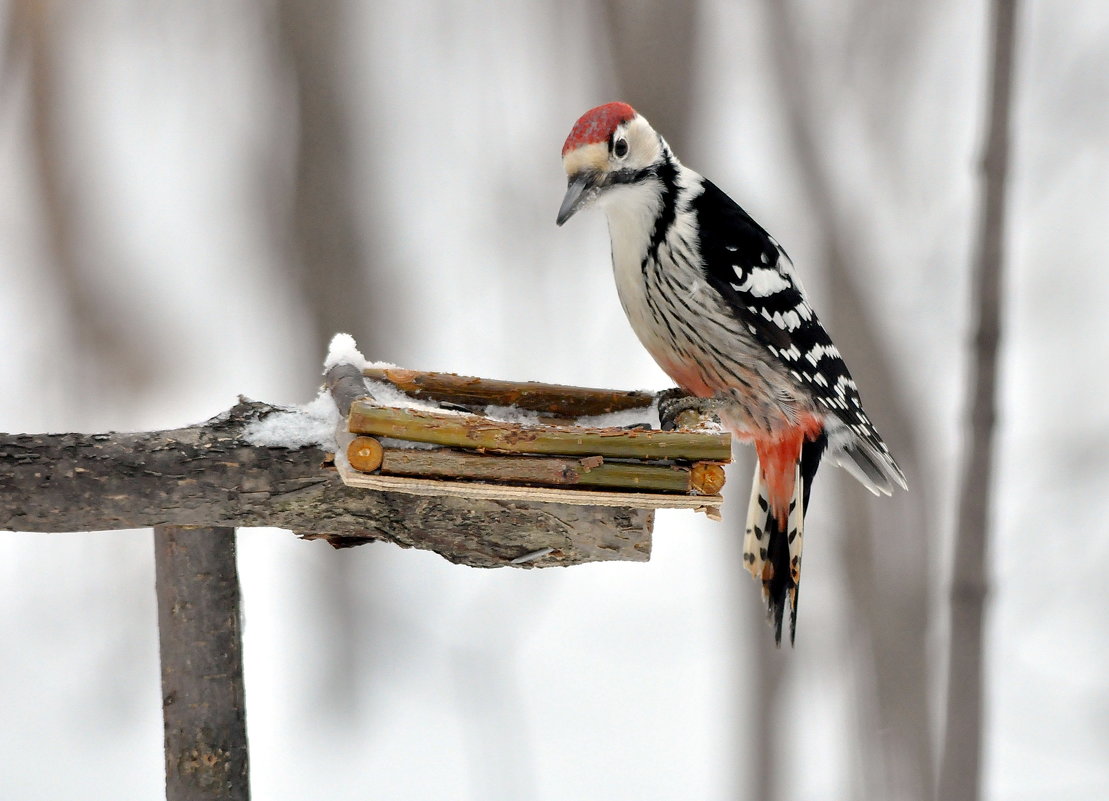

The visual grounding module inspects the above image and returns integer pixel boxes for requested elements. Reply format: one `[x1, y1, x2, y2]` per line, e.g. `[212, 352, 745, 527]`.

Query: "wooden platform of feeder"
[335, 450, 724, 518]
[325, 365, 731, 521]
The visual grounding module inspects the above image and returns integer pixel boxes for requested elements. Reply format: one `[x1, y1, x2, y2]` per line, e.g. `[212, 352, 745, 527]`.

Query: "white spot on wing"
[738, 267, 791, 297]
[804, 343, 841, 366]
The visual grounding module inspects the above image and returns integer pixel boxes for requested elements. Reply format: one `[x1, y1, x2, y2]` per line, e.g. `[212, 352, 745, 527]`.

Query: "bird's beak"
[556, 172, 600, 226]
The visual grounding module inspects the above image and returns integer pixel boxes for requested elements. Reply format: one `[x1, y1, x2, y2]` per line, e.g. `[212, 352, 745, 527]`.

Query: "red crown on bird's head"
[561, 102, 637, 156]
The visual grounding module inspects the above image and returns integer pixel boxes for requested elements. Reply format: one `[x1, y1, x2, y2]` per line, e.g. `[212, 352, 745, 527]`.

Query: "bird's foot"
[655, 388, 724, 431]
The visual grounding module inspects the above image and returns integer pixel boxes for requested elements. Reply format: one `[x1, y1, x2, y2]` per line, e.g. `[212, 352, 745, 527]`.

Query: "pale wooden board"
[335, 458, 723, 518]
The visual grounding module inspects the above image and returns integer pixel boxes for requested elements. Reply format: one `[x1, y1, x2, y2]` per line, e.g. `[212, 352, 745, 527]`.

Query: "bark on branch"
[0, 400, 652, 567]
[155, 525, 250, 801]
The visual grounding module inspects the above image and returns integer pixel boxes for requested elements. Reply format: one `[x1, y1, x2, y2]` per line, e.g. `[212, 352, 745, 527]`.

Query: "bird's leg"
[655, 387, 725, 431]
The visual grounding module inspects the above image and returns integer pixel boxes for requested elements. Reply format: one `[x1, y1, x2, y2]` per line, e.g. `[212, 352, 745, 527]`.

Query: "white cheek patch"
[626, 118, 664, 167]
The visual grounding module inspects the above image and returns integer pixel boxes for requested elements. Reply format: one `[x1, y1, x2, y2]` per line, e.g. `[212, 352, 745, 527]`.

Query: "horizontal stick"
[0, 400, 654, 567]
[347, 436, 384, 472]
[348, 400, 733, 462]
[691, 461, 727, 495]
[363, 367, 655, 417]
[366, 446, 726, 495]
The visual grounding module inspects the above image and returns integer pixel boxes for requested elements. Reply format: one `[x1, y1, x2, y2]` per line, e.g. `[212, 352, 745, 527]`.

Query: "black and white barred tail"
[743, 431, 828, 645]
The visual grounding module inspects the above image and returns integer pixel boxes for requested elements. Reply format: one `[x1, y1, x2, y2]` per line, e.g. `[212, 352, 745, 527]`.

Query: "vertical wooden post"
[154, 525, 250, 801]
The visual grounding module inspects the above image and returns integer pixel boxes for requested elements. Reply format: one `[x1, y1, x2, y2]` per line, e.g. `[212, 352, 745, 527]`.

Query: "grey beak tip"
[556, 174, 594, 229]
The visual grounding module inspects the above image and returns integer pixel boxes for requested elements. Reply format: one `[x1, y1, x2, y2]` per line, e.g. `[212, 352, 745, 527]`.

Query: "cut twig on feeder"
[347, 400, 731, 462]
[363, 367, 656, 417]
[345, 437, 727, 495]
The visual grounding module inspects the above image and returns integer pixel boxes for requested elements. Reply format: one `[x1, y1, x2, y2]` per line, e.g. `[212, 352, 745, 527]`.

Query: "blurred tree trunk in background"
[275, 0, 383, 366]
[600, 0, 701, 158]
[751, 620, 786, 801]
[273, 0, 384, 718]
[13, 0, 153, 404]
[758, 1, 937, 799]
[939, 2, 1019, 800]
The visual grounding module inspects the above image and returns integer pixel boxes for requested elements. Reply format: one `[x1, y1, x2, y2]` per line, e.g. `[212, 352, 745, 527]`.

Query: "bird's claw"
[655, 388, 723, 430]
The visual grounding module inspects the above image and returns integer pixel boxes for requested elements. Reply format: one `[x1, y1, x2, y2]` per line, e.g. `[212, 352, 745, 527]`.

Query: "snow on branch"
[1, 334, 739, 566]
[0, 398, 652, 567]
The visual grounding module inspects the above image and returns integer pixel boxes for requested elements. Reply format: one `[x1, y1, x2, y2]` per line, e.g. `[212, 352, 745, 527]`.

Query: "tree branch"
[757, 4, 936, 798]
[0, 400, 653, 567]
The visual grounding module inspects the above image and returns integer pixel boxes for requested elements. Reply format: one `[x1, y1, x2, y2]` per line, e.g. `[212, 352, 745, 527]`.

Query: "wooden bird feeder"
[326, 363, 732, 526]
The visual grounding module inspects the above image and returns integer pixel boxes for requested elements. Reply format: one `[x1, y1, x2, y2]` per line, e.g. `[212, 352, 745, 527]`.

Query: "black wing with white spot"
[690, 179, 906, 494]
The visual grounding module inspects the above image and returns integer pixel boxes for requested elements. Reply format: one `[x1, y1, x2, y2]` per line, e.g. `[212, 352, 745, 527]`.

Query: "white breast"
[601, 181, 664, 339]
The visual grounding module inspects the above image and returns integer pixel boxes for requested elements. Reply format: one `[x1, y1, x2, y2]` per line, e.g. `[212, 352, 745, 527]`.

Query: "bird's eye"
[613, 138, 629, 158]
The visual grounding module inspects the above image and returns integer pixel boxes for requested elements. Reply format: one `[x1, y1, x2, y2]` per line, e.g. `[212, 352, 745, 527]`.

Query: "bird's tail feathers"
[826, 420, 907, 496]
[743, 431, 827, 646]
[743, 460, 804, 645]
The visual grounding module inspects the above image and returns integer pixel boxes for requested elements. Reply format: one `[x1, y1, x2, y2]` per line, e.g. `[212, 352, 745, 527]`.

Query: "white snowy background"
[1, 2, 1106, 800]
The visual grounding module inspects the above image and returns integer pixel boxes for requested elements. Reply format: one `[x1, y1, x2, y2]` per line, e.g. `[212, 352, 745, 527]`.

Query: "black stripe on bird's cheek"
[609, 166, 652, 186]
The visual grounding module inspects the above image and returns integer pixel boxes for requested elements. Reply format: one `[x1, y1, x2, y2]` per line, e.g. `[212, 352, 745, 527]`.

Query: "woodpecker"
[557, 102, 907, 645]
